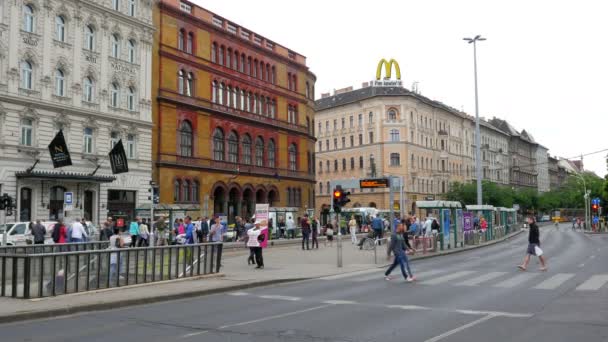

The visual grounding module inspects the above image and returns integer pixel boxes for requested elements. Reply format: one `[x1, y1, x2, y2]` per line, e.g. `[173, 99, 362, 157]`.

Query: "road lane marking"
[493, 273, 538, 288]
[424, 314, 496, 342]
[181, 331, 209, 338]
[322, 300, 358, 305]
[576, 275, 608, 291]
[455, 272, 507, 286]
[259, 295, 301, 301]
[227, 292, 249, 296]
[422, 270, 475, 285]
[219, 304, 333, 329]
[354, 269, 444, 282]
[387, 304, 431, 311]
[533, 273, 575, 290]
[319, 269, 379, 280]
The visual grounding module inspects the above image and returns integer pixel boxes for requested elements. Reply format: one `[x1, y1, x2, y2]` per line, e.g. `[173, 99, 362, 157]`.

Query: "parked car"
[540, 215, 550, 222]
[0, 221, 56, 245]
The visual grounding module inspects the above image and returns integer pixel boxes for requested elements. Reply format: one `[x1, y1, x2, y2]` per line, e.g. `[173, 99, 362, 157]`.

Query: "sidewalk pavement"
[0, 230, 523, 323]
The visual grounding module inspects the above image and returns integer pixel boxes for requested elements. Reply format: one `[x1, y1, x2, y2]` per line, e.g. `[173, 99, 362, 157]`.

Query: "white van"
[0, 221, 56, 246]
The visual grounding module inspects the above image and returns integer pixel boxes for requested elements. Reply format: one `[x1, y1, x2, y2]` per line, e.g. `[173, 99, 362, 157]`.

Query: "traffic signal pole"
[337, 212, 342, 268]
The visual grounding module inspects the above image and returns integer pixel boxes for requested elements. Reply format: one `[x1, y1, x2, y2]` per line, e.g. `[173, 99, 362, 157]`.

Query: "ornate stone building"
[0, 0, 154, 224]
[152, 0, 317, 223]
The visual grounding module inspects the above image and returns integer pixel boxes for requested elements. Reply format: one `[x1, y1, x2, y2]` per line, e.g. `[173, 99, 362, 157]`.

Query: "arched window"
[85, 25, 95, 50]
[55, 16, 65, 42]
[319, 182, 323, 194]
[21, 61, 33, 89]
[55, 69, 65, 96]
[390, 129, 400, 142]
[271, 66, 276, 84]
[186, 72, 194, 96]
[292, 74, 297, 91]
[247, 57, 252, 75]
[234, 87, 240, 109]
[227, 131, 238, 163]
[259, 60, 264, 80]
[242, 134, 252, 164]
[253, 59, 258, 78]
[183, 180, 190, 202]
[288, 143, 297, 171]
[350, 157, 355, 170]
[233, 50, 238, 70]
[23, 5, 34, 32]
[186, 32, 193, 53]
[128, 39, 136, 63]
[387, 109, 397, 121]
[127, 87, 135, 111]
[110, 82, 120, 107]
[240, 89, 246, 110]
[255, 137, 264, 167]
[111, 34, 120, 58]
[268, 139, 276, 168]
[83, 77, 94, 102]
[213, 128, 225, 161]
[179, 120, 193, 157]
[226, 48, 231, 68]
[246, 92, 252, 112]
[266, 64, 270, 82]
[225, 86, 232, 107]
[20, 187, 32, 222]
[359, 156, 364, 169]
[211, 42, 217, 63]
[219, 45, 224, 66]
[369, 112, 373, 124]
[390, 153, 400, 166]
[192, 180, 200, 202]
[240, 53, 245, 73]
[128, 0, 136, 16]
[178, 70, 184, 94]
[219, 82, 225, 104]
[174, 179, 181, 202]
[212, 80, 219, 103]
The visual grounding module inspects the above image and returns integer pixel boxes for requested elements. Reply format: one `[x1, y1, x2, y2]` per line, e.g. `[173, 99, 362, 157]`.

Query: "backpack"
[432, 220, 440, 231]
[52, 223, 61, 243]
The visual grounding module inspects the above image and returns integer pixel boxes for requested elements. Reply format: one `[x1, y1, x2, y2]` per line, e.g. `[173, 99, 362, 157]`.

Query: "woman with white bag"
[518, 216, 547, 272]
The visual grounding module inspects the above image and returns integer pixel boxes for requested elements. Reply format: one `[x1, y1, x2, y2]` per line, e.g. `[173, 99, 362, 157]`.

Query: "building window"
[128, 0, 135, 16]
[268, 139, 276, 168]
[227, 131, 238, 163]
[333, 138, 337, 149]
[178, 70, 184, 94]
[21, 119, 33, 146]
[319, 182, 323, 194]
[219, 46, 224, 66]
[192, 180, 199, 202]
[358, 134, 363, 145]
[350, 135, 354, 147]
[387, 109, 397, 121]
[182, 180, 190, 202]
[288, 143, 297, 171]
[341, 137, 346, 148]
[55, 16, 65, 42]
[213, 128, 224, 161]
[186, 72, 194, 96]
[112, 0, 120, 11]
[341, 118, 345, 129]
[369, 112, 373, 124]
[390, 129, 400, 142]
[334, 160, 338, 171]
[23, 5, 34, 32]
[211, 42, 217, 62]
[342, 158, 346, 171]
[179, 120, 193, 157]
[83, 127, 93, 154]
[369, 131, 374, 144]
[55, 69, 65, 96]
[110, 83, 119, 107]
[21, 61, 33, 89]
[242, 134, 251, 164]
[85, 25, 95, 50]
[111, 34, 120, 58]
[255, 137, 264, 166]
[187, 32, 193, 53]
[350, 157, 355, 170]
[325, 140, 329, 150]
[349, 116, 354, 128]
[128, 39, 136, 63]
[174, 179, 180, 202]
[127, 87, 135, 110]
[359, 156, 364, 169]
[83, 77, 94, 102]
[390, 153, 400, 166]
[126, 134, 135, 159]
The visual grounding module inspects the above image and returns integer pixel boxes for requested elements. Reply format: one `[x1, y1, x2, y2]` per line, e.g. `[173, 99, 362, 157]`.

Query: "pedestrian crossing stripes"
[322, 269, 608, 292]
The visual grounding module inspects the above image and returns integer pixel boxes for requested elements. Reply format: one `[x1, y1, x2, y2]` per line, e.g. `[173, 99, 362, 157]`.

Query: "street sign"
[359, 178, 390, 188]
[425, 196, 435, 201]
[64, 192, 73, 211]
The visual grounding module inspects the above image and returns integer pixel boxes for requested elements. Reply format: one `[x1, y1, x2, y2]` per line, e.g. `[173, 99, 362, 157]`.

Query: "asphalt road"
[2, 224, 608, 342]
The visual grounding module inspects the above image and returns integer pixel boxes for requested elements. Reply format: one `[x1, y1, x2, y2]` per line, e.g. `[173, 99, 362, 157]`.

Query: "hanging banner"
[255, 204, 269, 248]
[48, 130, 72, 168]
[109, 140, 129, 174]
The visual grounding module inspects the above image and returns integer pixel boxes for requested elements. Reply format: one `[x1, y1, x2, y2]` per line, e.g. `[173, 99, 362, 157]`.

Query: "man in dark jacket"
[32, 220, 46, 244]
[518, 216, 547, 271]
[301, 214, 311, 250]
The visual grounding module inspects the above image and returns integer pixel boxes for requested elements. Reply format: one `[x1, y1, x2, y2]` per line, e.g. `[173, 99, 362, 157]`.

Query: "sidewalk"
[0, 229, 523, 323]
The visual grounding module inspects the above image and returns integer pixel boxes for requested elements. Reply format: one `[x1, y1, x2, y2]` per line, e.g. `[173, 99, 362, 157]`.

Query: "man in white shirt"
[286, 217, 296, 239]
[424, 216, 434, 237]
[71, 219, 88, 242]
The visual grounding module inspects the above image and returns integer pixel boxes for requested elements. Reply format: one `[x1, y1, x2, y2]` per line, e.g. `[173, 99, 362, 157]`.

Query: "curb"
[0, 230, 524, 323]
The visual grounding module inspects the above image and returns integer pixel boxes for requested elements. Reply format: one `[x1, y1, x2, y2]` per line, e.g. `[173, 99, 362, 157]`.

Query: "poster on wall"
[255, 204, 269, 248]
[442, 209, 451, 247]
[456, 209, 464, 233]
[463, 212, 473, 232]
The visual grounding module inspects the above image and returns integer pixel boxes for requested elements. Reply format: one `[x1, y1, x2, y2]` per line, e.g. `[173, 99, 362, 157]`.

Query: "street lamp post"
[463, 35, 486, 206]
[573, 172, 589, 229]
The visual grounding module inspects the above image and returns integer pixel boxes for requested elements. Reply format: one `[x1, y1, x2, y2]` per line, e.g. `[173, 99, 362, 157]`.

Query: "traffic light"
[152, 187, 160, 204]
[333, 186, 343, 214]
[339, 189, 351, 207]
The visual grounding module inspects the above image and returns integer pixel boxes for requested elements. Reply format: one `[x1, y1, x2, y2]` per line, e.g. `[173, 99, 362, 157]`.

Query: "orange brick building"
[152, 0, 317, 223]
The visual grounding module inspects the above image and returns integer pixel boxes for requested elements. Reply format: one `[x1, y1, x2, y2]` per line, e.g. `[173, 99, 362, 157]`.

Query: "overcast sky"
[193, 0, 608, 177]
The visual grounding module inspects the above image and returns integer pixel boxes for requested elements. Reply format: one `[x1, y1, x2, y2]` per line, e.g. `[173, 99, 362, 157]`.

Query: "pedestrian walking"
[349, 215, 358, 244]
[209, 216, 224, 272]
[184, 216, 195, 244]
[311, 216, 319, 249]
[518, 216, 548, 272]
[371, 215, 384, 243]
[385, 224, 415, 282]
[301, 214, 311, 250]
[109, 227, 124, 283]
[138, 220, 150, 247]
[278, 218, 286, 239]
[70, 219, 88, 243]
[286, 217, 295, 239]
[247, 221, 264, 269]
[52, 219, 67, 244]
[129, 217, 140, 247]
[431, 218, 440, 235]
[32, 220, 46, 245]
[424, 216, 433, 237]
[325, 224, 334, 247]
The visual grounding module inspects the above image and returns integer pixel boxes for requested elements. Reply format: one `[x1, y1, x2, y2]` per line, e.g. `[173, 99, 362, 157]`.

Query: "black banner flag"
[48, 130, 72, 168]
[109, 140, 129, 174]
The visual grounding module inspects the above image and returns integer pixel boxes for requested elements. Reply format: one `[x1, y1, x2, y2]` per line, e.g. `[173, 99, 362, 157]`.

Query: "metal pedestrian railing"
[0, 242, 109, 255]
[0, 242, 223, 299]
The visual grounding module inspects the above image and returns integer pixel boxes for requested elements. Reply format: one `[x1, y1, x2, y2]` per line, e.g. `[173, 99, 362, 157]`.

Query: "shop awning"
[15, 170, 116, 183]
